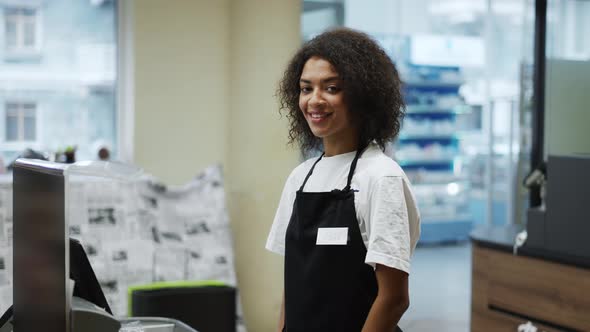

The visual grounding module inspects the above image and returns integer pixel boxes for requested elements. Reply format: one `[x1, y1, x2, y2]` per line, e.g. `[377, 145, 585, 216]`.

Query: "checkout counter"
[470, 156, 590, 332]
[0, 298, 197, 332]
[1, 159, 201, 332]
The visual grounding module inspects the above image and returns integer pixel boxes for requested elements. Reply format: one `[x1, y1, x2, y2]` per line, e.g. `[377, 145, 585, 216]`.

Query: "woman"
[266, 28, 421, 332]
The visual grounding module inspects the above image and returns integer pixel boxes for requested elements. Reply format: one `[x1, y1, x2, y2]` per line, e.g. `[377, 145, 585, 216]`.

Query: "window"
[5, 102, 36, 142]
[0, 0, 120, 164]
[4, 7, 39, 53]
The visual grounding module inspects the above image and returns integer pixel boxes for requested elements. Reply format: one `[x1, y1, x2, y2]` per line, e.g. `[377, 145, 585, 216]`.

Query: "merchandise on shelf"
[395, 64, 472, 244]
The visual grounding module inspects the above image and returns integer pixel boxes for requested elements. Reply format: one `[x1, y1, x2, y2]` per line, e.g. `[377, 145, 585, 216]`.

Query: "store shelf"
[398, 134, 460, 141]
[412, 179, 470, 186]
[406, 105, 471, 114]
[398, 159, 455, 167]
[421, 214, 472, 224]
[397, 64, 472, 244]
[403, 79, 464, 88]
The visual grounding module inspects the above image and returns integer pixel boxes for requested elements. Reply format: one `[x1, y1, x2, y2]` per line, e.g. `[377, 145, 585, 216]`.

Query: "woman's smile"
[299, 56, 358, 155]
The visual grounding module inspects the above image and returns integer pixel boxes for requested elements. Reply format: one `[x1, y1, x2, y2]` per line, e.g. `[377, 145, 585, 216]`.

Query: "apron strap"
[299, 152, 325, 191]
[343, 144, 368, 191]
[299, 143, 369, 192]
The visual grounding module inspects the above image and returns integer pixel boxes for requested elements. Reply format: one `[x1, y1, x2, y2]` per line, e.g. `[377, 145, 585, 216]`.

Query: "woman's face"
[299, 56, 356, 143]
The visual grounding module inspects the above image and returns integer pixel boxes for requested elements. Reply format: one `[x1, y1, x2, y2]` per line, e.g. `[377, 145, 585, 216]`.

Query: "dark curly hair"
[278, 27, 405, 153]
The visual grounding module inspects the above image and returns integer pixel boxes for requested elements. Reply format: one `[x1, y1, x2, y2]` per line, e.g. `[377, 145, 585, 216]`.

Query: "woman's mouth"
[308, 112, 332, 122]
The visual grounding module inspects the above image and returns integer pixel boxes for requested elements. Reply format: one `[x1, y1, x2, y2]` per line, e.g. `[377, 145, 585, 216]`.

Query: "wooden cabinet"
[471, 244, 590, 332]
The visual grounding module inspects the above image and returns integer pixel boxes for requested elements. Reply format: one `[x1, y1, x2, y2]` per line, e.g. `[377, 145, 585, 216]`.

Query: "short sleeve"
[364, 176, 412, 274]
[265, 173, 298, 256]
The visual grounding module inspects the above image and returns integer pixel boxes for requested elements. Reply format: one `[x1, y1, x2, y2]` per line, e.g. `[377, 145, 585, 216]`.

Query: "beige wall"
[134, 0, 230, 185]
[133, 1, 300, 331]
[227, 1, 300, 332]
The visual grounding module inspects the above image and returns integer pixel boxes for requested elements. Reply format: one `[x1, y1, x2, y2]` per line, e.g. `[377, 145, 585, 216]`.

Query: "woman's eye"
[300, 86, 312, 93]
[327, 86, 340, 93]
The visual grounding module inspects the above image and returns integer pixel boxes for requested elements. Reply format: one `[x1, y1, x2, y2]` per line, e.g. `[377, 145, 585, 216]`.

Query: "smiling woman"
[278, 28, 405, 155]
[268, 28, 421, 332]
[298, 56, 357, 156]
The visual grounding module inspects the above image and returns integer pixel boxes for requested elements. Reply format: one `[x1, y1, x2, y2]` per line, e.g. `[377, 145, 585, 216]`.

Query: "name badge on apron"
[316, 227, 348, 245]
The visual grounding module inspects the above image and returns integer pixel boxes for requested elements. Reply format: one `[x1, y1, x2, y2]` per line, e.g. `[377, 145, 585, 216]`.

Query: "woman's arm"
[277, 291, 285, 332]
[362, 264, 409, 332]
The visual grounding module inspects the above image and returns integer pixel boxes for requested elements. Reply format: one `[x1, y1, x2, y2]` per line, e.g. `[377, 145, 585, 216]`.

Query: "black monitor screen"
[70, 238, 112, 315]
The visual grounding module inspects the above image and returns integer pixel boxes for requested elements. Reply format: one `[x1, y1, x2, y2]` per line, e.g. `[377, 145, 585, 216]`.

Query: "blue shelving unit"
[396, 64, 472, 244]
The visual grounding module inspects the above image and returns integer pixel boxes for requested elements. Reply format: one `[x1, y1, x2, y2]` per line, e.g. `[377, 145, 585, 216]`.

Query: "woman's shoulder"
[358, 144, 405, 179]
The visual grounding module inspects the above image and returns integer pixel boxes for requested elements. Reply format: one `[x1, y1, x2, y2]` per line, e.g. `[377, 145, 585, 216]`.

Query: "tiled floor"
[399, 242, 472, 332]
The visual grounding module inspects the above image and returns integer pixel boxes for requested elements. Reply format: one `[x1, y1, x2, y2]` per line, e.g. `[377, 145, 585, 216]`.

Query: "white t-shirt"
[265, 143, 421, 274]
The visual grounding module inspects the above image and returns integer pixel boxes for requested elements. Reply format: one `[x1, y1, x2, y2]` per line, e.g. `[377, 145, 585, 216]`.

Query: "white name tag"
[316, 227, 348, 245]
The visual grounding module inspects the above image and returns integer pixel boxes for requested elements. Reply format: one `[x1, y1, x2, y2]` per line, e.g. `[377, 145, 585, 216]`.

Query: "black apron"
[284, 147, 402, 332]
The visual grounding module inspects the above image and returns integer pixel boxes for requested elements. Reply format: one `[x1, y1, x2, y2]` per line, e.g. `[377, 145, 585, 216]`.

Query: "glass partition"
[545, 0, 590, 157]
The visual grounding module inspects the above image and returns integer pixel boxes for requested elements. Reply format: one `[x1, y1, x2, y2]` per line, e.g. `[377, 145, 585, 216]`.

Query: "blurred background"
[0, 1, 589, 331]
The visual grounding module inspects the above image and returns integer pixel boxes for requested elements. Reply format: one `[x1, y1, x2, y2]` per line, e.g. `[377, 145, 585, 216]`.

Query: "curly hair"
[278, 27, 405, 153]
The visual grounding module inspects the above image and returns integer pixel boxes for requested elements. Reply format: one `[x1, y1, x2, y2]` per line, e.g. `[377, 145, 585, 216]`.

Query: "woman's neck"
[322, 135, 360, 157]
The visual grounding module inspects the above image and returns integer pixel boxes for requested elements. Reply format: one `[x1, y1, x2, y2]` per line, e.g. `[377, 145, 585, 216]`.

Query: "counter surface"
[470, 224, 590, 270]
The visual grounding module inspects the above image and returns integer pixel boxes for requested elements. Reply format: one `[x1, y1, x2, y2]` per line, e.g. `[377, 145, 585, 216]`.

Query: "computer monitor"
[12, 159, 114, 332]
[69, 238, 112, 315]
[13, 159, 69, 332]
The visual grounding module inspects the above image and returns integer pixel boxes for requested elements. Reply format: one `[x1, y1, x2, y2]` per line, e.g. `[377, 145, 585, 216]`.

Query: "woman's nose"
[309, 89, 325, 108]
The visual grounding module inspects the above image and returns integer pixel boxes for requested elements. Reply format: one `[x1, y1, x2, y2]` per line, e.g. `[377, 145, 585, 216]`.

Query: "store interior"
[0, 0, 589, 331]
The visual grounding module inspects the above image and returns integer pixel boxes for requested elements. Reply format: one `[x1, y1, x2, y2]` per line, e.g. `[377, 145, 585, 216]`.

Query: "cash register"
[524, 154, 590, 265]
[0, 159, 199, 332]
[470, 154, 590, 331]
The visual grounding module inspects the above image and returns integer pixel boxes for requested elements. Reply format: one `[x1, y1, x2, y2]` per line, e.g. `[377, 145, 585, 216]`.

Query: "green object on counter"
[127, 280, 227, 316]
